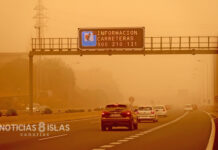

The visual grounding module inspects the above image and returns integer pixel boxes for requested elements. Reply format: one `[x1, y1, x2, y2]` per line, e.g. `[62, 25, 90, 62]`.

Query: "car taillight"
[121, 111, 131, 117]
[102, 111, 110, 117]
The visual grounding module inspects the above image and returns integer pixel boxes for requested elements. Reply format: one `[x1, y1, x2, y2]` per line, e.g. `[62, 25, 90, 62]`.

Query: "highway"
[0, 110, 212, 150]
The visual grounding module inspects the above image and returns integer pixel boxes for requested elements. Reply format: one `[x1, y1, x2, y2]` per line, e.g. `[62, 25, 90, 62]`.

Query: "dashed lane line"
[38, 134, 68, 141]
[129, 135, 139, 138]
[118, 139, 128, 142]
[124, 137, 135, 140]
[101, 145, 114, 148]
[110, 142, 122, 145]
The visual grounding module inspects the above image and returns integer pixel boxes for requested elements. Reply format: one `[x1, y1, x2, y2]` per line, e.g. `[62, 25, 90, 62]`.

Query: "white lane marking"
[124, 137, 135, 140]
[204, 111, 216, 150]
[38, 134, 68, 141]
[130, 135, 139, 138]
[110, 142, 122, 145]
[101, 145, 114, 148]
[118, 139, 128, 142]
[93, 112, 188, 150]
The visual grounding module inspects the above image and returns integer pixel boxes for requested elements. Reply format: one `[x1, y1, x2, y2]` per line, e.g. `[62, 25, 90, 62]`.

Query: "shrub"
[65, 109, 74, 113]
[6, 109, 18, 116]
[42, 108, 52, 114]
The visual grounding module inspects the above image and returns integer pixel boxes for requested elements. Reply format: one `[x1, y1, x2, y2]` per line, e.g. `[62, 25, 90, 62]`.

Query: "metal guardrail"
[31, 36, 218, 55]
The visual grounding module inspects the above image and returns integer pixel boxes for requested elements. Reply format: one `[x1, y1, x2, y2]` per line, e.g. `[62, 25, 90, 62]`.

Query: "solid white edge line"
[38, 134, 68, 141]
[204, 111, 216, 150]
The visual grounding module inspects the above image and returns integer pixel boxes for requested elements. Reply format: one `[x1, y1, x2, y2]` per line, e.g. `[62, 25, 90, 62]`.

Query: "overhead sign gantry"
[29, 27, 218, 113]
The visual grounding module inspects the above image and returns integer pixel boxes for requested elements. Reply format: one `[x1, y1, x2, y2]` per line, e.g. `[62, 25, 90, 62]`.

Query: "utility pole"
[29, 0, 47, 113]
[34, 0, 47, 39]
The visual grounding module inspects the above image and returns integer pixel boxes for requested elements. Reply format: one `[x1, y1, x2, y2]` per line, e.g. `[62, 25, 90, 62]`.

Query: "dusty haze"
[0, 0, 217, 107]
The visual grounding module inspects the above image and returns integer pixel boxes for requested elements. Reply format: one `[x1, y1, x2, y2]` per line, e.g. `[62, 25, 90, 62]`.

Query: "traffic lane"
[1, 109, 184, 150]
[110, 110, 211, 150]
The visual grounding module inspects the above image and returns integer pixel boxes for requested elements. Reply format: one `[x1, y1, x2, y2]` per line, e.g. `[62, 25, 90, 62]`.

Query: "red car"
[101, 104, 138, 131]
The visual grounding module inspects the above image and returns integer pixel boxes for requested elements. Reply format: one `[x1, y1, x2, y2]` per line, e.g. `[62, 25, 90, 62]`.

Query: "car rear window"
[138, 107, 152, 111]
[106, 104, 127, 109]
[185, 105, 192, 108]
[154, 106, 164, 109]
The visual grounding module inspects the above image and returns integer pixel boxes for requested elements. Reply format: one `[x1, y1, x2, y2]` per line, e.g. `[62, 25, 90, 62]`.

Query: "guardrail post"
[189, 36, 191, 49]
[59, 38, 61, 51]
[151, 37, 153, 50]
[169, 37, 172, 50]
[160, 37, 162, 50]
[32, 38, 35, 51]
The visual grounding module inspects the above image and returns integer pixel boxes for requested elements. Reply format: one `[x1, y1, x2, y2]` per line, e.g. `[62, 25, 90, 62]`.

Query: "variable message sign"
[78, 27, 144, 50]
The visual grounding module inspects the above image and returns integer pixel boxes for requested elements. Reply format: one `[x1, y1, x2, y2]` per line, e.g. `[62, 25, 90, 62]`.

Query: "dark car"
[101, 104, 138, 131]
[6, 109, 18, 116]
[192, 104, 198, 110]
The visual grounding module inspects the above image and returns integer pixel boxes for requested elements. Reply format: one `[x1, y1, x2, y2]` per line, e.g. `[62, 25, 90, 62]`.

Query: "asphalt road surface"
[0, 110, 212, 150]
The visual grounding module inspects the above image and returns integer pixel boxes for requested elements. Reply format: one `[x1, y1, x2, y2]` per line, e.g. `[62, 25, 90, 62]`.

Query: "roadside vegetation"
[0, 57, 123, 110]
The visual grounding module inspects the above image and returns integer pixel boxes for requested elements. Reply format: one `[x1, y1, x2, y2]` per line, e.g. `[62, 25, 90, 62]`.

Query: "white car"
[26, 103, 40, 112]
[154, 105, 167, 117]
[26, 106, 40, 112]
[184, 104, 193, 112]
[136, 106, 158, 122]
